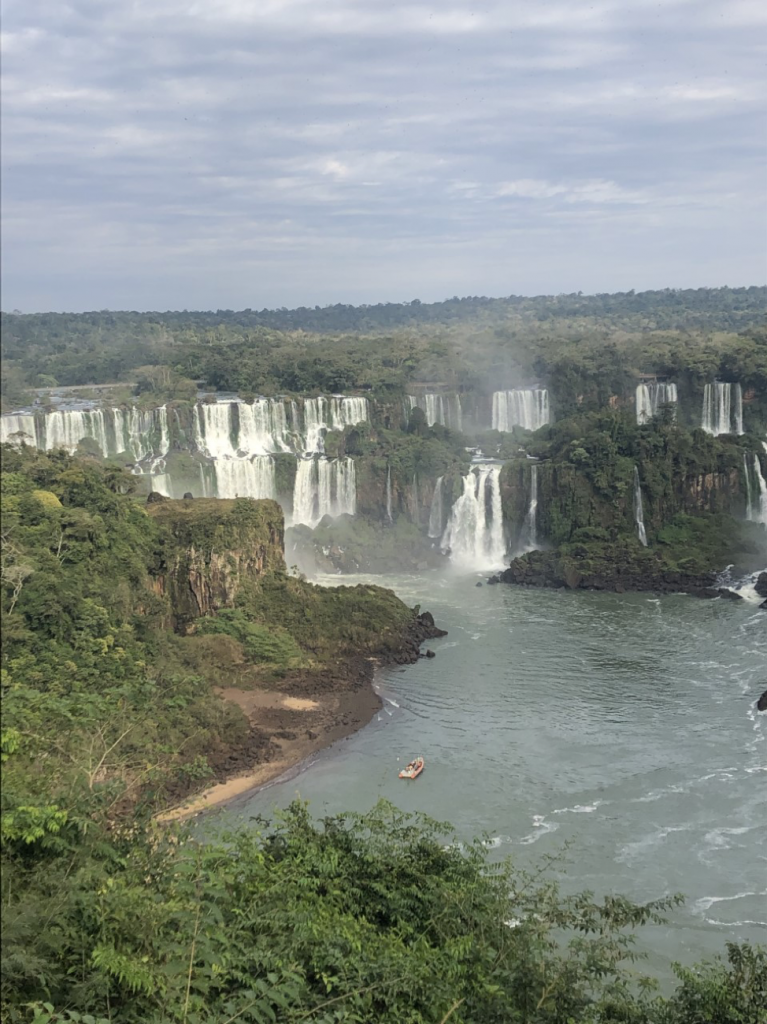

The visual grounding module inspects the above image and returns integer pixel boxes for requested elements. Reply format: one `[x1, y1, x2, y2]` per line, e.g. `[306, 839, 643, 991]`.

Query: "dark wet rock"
[418, 610, 435, 628]
[760, 599, 767, 610]
[146, 491, 169, 504]
[755, 572, 767, 598]
[487, 575, 500, 585]
[183, 491, 194, 500]
[425, 649, 436, 658]
[716, 588, 743, 601]
[757, 691, 767, 712]
[500, 548, 716, 596]
[475, 581, 483, 587]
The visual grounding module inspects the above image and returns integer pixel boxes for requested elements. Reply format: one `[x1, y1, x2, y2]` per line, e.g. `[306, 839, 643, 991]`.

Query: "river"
[214, 572, 767, 974]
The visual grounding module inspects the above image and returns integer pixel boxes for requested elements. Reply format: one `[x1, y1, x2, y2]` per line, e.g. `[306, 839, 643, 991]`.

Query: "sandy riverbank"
[158, 667, 383, 821]
[156, 612, 446, 822]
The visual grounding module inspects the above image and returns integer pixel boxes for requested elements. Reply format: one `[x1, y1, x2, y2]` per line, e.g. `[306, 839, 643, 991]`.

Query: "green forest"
[2, 286, 766, 405]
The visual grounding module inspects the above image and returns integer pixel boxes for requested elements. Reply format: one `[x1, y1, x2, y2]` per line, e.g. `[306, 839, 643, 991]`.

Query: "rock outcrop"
[500, 547, 715, 596]
[149, 498, 285, 629]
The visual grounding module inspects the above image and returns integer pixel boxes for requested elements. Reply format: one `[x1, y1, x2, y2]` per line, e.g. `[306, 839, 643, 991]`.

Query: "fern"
[90, 945, 158, 996]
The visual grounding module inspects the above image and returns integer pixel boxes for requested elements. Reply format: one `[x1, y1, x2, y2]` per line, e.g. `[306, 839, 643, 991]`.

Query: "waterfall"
[44, 409, 110, 456]
[195, 396, 368, 457]
[1, 406, 170, 463]
[408, 393, 462, 431]
[237, 400, 292, 454]
[633, 467, 648, 546]
[0, 413, 39, 447]
[428, 476, 444, 538]
[386, 465, 393, 522]
[412, 473, 419, 525]
[329, 396, 368, 431]
[292, 457, 357, 527]
[702, 382, 743, 436]
[194, 400, 290, 457]
[747, 454, 767, 525]
[636, 383, 678, 424]
[492, 389, 549, 432]
[521, 464, 539, 551]
[213, 456, 276, 500]
[302, 396, 368, 453]
[744, 454, 753, 517]
[441, 465, 505, 569]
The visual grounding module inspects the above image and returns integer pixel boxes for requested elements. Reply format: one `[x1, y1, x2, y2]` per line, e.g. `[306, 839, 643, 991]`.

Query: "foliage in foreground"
[2, 801, 765, 1024]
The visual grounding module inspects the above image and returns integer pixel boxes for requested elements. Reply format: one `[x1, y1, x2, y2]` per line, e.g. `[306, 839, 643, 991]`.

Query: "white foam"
[693, 891, 765, 913]
[552, 801, 603, 815]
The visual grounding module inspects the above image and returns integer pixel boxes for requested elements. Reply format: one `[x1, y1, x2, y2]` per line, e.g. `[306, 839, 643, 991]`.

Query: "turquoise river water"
[213, 572, 767, 974]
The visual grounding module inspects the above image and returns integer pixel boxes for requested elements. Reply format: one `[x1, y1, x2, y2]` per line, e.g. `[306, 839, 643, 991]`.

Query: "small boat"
[399, 756, 424, 780]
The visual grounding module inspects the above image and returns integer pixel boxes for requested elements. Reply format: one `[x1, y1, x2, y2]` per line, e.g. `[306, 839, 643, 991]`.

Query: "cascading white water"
[492, 390, 549, 432]
[633, 467, 648, 546]
[521, 464, 539, 551]
[636, 383, 678, 424]
[386, 465, 393, 522]
[213, 456, 276, 500]
[744, 454, 753, 517]
[237, 400, 292, 454]
[408, 394, 462, 431]
[702, 383, 743, 436]
[292, 457, 357, 527]
[428, 476, 444, 538]
[0, 406, 170, 463]
[747, 454, 767, 525]
[0, 413, 39, 446]
[195, 396, 368, 457]
[302, 397, 368, 453]
[441, 465, 505, 569]
[412, 473, 419, 525]
[114, 406, 170, 463]
[45, 409, 110, 457]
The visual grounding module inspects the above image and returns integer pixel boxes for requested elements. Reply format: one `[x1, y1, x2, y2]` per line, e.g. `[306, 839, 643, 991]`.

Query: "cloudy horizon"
[2, 0, 765, 313]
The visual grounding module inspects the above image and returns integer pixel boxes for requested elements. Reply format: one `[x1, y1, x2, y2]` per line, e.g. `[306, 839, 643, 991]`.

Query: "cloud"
[1, 0, 764, 311]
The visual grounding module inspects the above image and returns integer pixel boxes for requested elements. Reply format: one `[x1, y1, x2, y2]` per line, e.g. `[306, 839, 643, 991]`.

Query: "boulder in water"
[760, 599, 767, 610]
[425, 649, 436, 658]
[716, 588, 743, 601]
[755, 572, 767, 599]
[757, 690, 767, 712]
[475, 581, 483, 587]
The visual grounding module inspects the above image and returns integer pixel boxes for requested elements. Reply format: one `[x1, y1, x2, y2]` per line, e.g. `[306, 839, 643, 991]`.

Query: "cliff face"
[500, 456, 749, 551]
[149, 497, 285, 629]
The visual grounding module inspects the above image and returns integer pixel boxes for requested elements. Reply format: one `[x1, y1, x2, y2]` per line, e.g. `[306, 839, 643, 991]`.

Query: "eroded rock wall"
[149, 497, 285, 629]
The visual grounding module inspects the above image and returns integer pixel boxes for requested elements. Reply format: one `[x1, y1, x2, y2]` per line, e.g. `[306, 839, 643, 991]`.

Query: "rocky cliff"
[149, 497, 285, 629]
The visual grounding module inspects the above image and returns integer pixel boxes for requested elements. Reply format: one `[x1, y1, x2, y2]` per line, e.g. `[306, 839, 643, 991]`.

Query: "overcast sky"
[2, 0, 765, 313]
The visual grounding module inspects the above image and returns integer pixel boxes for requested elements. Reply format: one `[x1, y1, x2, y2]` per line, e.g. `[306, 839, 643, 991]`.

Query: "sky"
[1, 0, 765, 313]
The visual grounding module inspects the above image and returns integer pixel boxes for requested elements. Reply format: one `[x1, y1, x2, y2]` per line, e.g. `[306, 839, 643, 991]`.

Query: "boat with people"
[399, 756, 424, 780]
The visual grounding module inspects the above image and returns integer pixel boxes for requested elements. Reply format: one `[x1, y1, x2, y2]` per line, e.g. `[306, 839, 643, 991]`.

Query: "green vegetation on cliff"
[0, 446, 432, 820]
